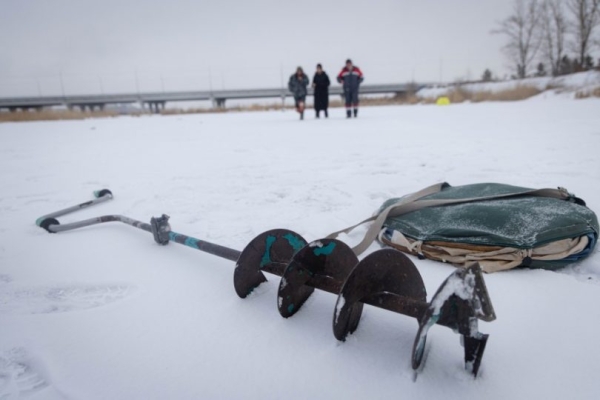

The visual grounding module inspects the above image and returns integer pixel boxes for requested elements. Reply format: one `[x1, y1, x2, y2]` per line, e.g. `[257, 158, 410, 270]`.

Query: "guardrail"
[0, 83, 424, 111]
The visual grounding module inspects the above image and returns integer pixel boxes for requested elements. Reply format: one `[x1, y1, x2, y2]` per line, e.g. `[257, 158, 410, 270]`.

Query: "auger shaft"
[269, 272, 430, 320]
[363, 293, 428, 321]
[167, 230, 241, 262]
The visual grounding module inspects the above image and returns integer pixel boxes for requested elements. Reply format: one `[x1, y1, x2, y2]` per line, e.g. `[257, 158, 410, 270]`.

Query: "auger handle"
[38, 205, 241, 263]
[36, 189, 113, 231]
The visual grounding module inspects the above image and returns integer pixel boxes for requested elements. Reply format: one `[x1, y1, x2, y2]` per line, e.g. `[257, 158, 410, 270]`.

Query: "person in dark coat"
[288, 67, 309, 120]
[337, 59, 364, 118]
[312, 64, 330, 118]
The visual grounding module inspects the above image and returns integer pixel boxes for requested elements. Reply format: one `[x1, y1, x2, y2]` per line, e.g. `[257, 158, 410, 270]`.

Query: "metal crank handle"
[36, 189, 113, 231]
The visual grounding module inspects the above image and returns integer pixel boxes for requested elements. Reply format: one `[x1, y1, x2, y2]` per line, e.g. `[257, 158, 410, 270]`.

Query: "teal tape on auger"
[260, 235, 276, 268]
[284, 233, 305, 252]
[184, 237, 199, 249]
[313, 242, 336, 256]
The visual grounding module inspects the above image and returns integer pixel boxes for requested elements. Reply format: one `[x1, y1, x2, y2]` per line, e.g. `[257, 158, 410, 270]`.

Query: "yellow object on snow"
[436, 96, 451, 106]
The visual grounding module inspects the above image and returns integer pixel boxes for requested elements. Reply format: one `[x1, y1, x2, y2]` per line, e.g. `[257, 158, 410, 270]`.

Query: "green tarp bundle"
[326, 182, 598, 273]
[377, 183, 598, 272]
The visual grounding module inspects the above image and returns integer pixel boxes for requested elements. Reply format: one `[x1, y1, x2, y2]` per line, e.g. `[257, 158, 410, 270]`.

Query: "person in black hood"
[312, 64, 330, 118]
[288, 67, 309, 120]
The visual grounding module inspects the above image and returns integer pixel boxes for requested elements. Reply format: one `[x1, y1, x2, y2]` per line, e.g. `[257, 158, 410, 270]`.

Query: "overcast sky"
[0, 0, 514, 96]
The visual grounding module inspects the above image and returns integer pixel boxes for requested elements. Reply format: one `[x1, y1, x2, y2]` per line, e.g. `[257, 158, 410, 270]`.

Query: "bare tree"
[566, 0, 600, 66]
[493, 0, 543, 78]
[541, 0, 568, 75]
[482, 69, 493, 81]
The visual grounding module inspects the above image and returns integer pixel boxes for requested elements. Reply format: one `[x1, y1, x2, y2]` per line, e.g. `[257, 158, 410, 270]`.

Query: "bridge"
[0, 83, 423, 113]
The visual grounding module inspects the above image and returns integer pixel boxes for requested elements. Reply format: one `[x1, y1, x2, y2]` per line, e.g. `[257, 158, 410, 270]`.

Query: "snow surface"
[1, 99, 600, 399]
[417, 70, 600, 99]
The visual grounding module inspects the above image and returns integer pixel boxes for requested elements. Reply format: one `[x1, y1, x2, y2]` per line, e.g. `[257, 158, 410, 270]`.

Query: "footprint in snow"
[0, 348, 52, 399]
[0, 283, 136, 315]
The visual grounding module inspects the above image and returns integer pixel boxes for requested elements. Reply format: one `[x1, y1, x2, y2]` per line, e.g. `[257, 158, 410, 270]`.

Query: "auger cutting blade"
[463, 333, 489, 377]
[468, 263, 496, 322]
[411, 263, 495, 376]
[277, 239, 358, 318]
[333, 249, 427, 341]
[233, 229, 307, 298]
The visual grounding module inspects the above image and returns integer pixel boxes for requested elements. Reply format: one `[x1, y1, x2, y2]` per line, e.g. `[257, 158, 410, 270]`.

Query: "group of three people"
[288, 59, 364, 120]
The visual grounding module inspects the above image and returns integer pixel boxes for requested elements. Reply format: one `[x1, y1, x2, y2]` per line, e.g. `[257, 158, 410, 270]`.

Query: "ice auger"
[36, 190, 496, 377]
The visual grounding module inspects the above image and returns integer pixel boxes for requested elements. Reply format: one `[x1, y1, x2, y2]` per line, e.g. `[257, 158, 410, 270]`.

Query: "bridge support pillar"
[281, 95, 285, 111]
[211, 98, 226, 109]
[146, 102, 165, 114]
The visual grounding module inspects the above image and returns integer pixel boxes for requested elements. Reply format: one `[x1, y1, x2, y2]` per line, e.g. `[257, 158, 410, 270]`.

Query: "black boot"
[300, 110, 304, 120]
[316, 110, 320, 119]
[346, 109, 351, 118]
[324, 109, 328, 118]
[353, 108, 358, 117]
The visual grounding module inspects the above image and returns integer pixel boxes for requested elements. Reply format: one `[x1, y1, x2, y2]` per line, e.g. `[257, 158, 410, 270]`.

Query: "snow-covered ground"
[1, 98, 599, 399]
[417, 70, 600, 99]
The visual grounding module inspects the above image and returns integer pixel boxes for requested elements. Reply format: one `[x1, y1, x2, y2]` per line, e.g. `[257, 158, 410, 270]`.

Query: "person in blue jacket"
[288, 67, 309, 120]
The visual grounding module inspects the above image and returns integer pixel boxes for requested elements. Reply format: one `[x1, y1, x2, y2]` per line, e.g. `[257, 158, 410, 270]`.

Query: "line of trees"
[493, 0, 600, 78]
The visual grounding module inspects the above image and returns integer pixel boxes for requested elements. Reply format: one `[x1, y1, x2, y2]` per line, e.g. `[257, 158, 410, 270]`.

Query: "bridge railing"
[0, 83, 425, 110]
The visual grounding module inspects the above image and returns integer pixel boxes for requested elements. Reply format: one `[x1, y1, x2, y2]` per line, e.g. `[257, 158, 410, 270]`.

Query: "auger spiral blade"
[233, 229, 307, 298]
[277, 239, 358, 318]
[333, 249, 427, 341]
